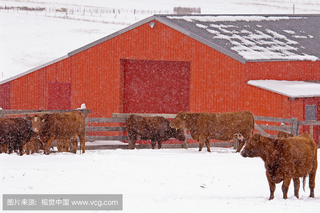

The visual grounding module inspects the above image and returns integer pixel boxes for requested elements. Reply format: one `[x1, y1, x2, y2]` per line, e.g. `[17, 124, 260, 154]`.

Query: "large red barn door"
[48, 82, 71, 110]
[122, 59, 190, 114]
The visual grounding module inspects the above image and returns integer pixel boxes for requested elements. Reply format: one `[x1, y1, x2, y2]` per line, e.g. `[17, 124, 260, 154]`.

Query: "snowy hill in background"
[1, 0, 320, 81]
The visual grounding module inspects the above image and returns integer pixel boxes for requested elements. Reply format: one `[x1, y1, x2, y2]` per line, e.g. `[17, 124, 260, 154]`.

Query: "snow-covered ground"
[1, 0, 320, 212]
[1, 147, 319, 212]
[1, 0, 320, 81]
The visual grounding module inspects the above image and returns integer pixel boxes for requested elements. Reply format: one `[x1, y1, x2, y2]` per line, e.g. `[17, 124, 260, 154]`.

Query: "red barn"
[1, 14, 320, 142]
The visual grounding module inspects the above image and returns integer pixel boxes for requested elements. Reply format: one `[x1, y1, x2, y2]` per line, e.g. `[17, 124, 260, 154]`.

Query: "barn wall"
[243, 84, 304, 119]
[8, 57, 71, 110]
[244, 61, 320, 81]
[70, 20, 245, 117]
[0, 82, 11, 109]
[10, 70, 43, 110]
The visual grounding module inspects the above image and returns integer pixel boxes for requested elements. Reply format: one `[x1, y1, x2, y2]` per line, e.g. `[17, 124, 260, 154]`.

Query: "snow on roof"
[247, 80, 320, 98]
[161, 14, 320, 63]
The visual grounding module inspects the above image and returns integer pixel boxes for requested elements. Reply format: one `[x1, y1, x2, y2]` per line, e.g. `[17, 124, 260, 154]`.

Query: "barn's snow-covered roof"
[71, 14, 320, 64]
[247, 80, 320, 98]
[157, 14, 320, 63]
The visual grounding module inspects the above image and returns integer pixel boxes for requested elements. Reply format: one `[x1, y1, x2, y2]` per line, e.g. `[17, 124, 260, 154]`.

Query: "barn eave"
[0, 55, 68, 85]
[247, 80, 320, 99]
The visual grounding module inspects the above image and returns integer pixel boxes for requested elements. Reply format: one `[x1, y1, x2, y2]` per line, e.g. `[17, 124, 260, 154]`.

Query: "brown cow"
[23, 137, 44, 155]
[241, 133, 318, 200]
[277, 131, 294, 138]
[170, 111, 255, 152]
[126, 115, 186, 149]
[29, 111, 85, 154]
[0, 117, 35, 155]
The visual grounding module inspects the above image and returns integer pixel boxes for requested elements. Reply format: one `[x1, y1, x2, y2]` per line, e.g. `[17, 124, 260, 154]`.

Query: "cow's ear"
[183, 112, 187, 120]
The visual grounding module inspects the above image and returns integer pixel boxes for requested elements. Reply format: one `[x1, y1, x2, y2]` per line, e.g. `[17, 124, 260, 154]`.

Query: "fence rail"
[0, 108, 91, 117]
[0, 110, 319, 150]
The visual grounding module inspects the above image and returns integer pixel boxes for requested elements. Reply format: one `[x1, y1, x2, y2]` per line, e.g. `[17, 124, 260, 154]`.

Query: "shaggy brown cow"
[23, 137, 44, 155]
[30, 111, 85, 154]
[277, 131, 294, 138]
[126, 115, 186, 149]
[241, 133, 318, 200]
[0, 117, 35, 155]
[170, 111, 255, 152]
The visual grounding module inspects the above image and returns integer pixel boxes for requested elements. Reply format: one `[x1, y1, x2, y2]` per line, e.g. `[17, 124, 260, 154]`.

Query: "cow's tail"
[303, 176, 306, 191]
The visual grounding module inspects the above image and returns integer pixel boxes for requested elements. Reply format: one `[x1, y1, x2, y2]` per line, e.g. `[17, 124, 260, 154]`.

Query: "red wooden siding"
[243, 84, 305, 119]
[244, 61, 319, 81]
[8, 57, 71, 110]
[0, 82, 11, 109]
[48, 82, 71, 109]
[11, 70, 42, 110]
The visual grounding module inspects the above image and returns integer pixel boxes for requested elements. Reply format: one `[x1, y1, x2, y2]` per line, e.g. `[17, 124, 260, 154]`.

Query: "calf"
[126, 115, 186, 149]
[23, 137, 44, 155]
[170, 111, 255, 152]
[241, 133, 317, 200]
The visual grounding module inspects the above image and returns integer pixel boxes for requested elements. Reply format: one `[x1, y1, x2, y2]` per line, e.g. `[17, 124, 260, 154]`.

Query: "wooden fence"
[1, 109, 319, 150]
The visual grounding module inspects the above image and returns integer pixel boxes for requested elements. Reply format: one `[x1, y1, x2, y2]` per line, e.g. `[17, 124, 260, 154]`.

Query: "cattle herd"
[0, 110, 318, 200]
[0, 111, 85, 155]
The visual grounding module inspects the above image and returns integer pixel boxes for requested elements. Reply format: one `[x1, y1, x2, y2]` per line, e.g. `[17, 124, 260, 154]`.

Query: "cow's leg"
[266, 172, 276, 200]
[309, 166, 317, 198]
[128, 136, 136, 149]
[151, 139, 156, 149]
[18, 144, 24, 156]
[57, 140, 62, 152]
[293, 177, 300, 199]
[45, 138, 54, 154]
[281, 177, 291, 199]
[71, 139, 77, 154]
[205, 139, 211, 152]
[198, 136, 205, 151]
[158, 141, 162, 149]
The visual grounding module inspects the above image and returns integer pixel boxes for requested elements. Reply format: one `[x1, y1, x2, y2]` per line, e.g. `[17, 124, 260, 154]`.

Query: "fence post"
[233, 137, 238, 151]
[0, 108, 3, 117]
[292, 117, 299, 136]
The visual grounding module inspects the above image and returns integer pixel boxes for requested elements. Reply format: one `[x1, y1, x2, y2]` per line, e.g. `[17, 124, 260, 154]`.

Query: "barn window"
[305, 105, 317, 121]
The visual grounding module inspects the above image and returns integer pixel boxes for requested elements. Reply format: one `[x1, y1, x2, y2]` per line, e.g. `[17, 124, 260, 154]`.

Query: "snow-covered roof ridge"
[158, 14, 320, 63]
[247, 80, 320, 98]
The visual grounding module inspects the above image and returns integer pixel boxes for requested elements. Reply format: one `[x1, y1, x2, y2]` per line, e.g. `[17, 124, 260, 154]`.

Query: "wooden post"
[0, 108, 3, 117]
[233, 137, 238, 151]
[292, 117, 299, 136]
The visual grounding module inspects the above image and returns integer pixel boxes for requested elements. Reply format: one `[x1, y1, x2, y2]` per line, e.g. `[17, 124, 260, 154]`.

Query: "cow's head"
[171, 127, 186, 142]
[30, 115, 44, 133]
[241, 133, 262, 158]
[170, 111, 187, 129]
